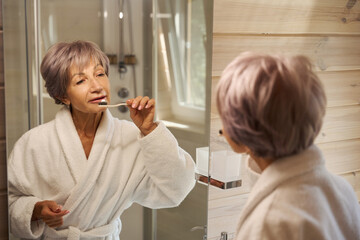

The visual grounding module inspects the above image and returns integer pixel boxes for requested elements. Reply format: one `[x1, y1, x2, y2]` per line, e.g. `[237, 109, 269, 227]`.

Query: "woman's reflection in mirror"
[8, 40, 196, 239]
[216, 52, 360, 240]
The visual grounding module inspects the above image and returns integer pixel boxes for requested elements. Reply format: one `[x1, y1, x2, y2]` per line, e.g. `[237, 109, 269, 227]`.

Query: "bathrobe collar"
[55, 106, 115, 210]
[238, 145, 324, 229]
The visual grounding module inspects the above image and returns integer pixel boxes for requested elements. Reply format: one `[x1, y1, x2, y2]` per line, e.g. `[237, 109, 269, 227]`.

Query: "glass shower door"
[3, 0, 31, 152]
[151, 0, 212, 239]
[4, 0, 212, 239]
[36, 0, 104, 123]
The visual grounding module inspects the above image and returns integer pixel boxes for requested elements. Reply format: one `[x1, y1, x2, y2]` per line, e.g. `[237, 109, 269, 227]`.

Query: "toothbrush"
[98, 99, 128, 108]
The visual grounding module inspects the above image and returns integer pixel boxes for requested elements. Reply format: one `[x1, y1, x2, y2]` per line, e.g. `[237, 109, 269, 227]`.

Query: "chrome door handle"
[190, 225, 207, 240]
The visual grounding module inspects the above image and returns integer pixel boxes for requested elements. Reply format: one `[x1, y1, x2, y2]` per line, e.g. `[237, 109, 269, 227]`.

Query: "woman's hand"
[127, 96, 157, 136]
[32, 200, 69, 228]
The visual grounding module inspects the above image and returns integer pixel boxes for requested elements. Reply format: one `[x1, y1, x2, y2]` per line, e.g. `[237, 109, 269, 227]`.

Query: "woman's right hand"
[31, 200, 70, 228]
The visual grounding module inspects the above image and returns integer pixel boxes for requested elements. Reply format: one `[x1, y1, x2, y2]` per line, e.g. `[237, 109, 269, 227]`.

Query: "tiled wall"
[0, 0, 9, 238]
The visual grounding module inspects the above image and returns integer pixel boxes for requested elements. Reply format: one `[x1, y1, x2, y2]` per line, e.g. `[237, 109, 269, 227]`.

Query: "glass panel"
[153, 0, 212, 239]
[3, 1, 31, 239]
[155, 0, 208, 127]
[188, 0, 206, 108]
[156, 0, 206, 109]
[4, 0, 30, 153]
[39, 0, 103, 123]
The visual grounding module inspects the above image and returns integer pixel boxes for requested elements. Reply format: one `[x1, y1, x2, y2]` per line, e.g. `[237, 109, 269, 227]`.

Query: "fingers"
[48, 203, 62, 213]
[42, 209, 70, 220]
[144, 98, 155, 109]
[37, 201, 69, 228]
[42, 209, 69, 228]
[126, 96, 143, 110]
[44, 217, 64, 228]
[126, 96, 155, 110]
[41, 202, 69, 217]
[126, 96, 156, 135]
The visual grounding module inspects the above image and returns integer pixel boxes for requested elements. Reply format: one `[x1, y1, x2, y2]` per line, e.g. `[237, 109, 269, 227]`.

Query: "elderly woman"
[8, 40, 196, 239]
[216, 52, 360, 239]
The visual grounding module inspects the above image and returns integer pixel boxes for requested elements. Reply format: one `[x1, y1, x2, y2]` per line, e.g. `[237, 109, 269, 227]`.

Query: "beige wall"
[0, 0, 9, 237]
[208, 0, 360, 239]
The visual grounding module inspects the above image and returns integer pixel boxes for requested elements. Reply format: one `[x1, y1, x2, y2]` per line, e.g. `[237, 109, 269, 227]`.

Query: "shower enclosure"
[4, 0, 212, 239]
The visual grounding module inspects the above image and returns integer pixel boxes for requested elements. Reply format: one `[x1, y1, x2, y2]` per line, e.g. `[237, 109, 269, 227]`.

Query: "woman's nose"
[90, 79, 103, 92]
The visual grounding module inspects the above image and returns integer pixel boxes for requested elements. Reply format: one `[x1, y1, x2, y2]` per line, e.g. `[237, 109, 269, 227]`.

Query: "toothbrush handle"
[99, 102, 128, 108]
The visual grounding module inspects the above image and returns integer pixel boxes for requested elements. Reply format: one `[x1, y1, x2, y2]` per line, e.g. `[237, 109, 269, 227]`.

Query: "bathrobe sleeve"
[8, 134, 46, 239]
[132, 121, 196, 208]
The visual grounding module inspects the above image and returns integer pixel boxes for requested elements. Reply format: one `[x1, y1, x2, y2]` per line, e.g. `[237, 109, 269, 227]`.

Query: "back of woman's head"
[40, 40, 109, 104]
[216, 52, 327, 159]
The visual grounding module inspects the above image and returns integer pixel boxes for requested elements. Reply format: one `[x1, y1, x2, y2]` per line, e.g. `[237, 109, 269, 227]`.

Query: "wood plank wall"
[0, 0, 9, 238]
[208, 0, 360, 239]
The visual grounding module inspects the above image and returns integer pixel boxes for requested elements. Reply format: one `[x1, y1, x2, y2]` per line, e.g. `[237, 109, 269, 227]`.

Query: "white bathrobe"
[236, 145, 360, 240]
[8, 106, 196, 239]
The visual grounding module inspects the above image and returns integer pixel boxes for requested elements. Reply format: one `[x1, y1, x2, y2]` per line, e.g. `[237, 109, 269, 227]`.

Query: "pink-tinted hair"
[40, 40, 109, 104]
[216, 52, 326, 159]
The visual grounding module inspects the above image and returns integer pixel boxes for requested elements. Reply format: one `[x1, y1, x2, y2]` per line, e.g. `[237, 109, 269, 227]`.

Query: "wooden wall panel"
[208, 190, 249, 219]
[0, 140, 6, 186]
[210, 77, 219, 115]
[316, 105, 360, 144]
[214, 0, 360, 34]
[0, 0, 8, 233]
[0, 193, 8, 239]
[0, 31, 3, 86]
[212, 35, 360, 76]
[207, 213, 238, 240]
[0, 89, 4, 140]
[207, 190, 248, 239]
[0, 0, 2, 30]
[318, 139, 360, 174]
[318, 70, 360, 107]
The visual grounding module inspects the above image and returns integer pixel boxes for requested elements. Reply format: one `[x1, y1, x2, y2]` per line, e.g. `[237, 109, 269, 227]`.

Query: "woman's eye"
[76, 79, 85, 85]
[97, 73, 105, 77]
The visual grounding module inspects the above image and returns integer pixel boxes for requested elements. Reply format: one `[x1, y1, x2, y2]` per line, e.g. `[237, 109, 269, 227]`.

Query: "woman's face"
[63, 60, 110, 114]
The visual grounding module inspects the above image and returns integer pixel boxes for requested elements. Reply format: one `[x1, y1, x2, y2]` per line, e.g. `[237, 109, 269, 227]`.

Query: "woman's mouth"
[89, 96, 107, 103]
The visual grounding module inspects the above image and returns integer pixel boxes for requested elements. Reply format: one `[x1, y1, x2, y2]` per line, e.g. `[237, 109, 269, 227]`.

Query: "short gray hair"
[40, 40, 109, 104]
[216, 52, 326, 159]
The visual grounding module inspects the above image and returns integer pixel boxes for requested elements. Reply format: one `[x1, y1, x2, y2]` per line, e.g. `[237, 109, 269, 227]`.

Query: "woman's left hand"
[127, 96, 157, 136]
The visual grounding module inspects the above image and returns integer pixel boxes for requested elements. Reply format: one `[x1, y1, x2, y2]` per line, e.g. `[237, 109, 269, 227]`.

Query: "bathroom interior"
[1, 0, 360, 239]
[4, 0, 211, 239]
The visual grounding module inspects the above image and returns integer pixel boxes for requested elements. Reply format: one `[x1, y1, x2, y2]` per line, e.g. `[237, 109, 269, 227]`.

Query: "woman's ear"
[58, 96, 70, 106]
[232, 143, 251, 155]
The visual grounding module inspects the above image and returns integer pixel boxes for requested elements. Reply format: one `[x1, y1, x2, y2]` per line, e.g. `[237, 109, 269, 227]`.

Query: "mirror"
[3, 0, 213, 239]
